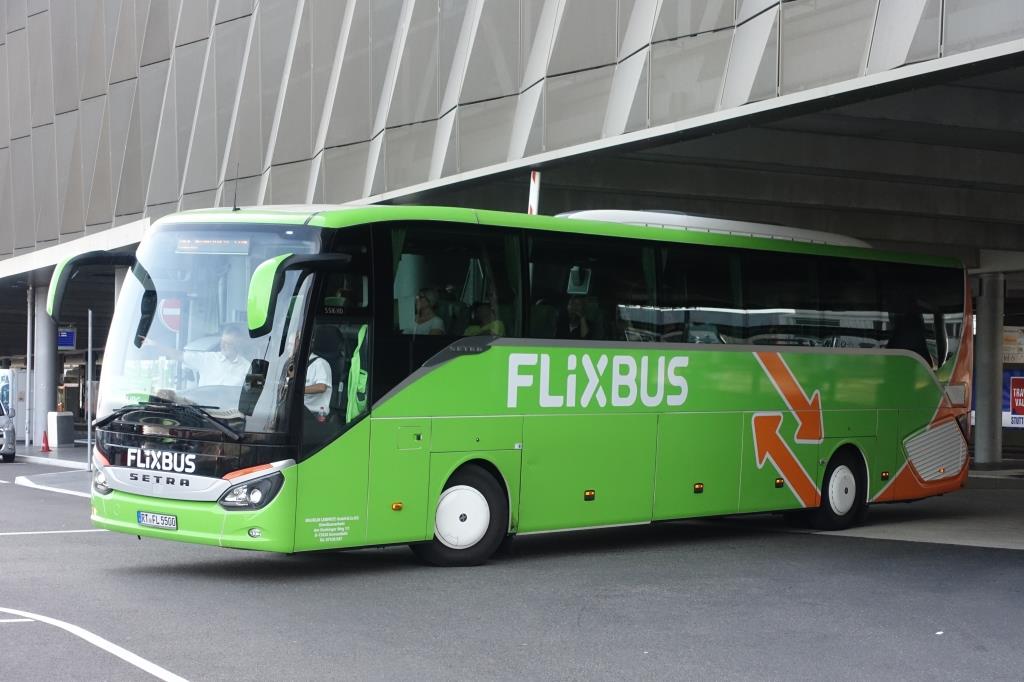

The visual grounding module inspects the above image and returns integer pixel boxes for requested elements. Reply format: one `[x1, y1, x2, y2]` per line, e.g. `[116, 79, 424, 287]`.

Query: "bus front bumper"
[91, 471, 296, 553]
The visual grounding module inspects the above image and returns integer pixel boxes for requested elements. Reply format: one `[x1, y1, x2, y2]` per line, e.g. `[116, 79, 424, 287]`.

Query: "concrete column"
[32, 284, 57, 446]
[974, 272, 1004, 467]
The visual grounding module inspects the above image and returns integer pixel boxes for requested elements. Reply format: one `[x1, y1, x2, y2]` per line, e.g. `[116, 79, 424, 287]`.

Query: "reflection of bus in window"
[53, 207, 971, 566]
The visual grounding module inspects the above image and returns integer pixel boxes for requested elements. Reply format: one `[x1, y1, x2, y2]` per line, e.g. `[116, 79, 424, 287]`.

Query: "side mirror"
[246, 253, 352, 337]
[48, 251, 136, 322]
[238, 358, 270, 416]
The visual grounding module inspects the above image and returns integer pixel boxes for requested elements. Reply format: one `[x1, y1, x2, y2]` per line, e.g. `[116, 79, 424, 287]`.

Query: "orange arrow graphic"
[755, 352, 823, 442]
[752, 413, 820, 508]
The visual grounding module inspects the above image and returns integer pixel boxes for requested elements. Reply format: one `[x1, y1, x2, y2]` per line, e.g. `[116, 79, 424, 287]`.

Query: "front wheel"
[1, 452, 13, 463]
[810, 451, 866, 530]
[411, 464, 508, 567]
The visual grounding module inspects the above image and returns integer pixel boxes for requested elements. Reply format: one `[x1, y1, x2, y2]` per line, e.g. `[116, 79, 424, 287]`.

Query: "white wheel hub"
[434, 485, 490, 550]
[828, 464, 857, 516]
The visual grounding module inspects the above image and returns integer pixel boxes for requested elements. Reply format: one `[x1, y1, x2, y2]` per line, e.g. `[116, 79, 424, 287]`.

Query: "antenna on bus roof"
[232, 162, 240, 212]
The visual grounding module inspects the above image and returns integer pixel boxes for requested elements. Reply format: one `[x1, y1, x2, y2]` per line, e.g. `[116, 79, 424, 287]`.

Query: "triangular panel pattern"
[55, 111, 85, 235]
[0, 148, 13, 255]
[84, 96, 113, 227]
[108, 0, 139, 84]
[114, 79, 144, 217]
[77, 0, 109, 100]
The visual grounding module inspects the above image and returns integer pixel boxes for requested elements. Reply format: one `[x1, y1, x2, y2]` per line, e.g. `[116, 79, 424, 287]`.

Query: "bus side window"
[657, 242, 739, 343]
[527, 233, 653, 341]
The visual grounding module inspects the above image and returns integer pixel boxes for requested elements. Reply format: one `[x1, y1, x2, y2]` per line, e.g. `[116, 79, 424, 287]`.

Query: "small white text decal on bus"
[507, 352, 688, 409]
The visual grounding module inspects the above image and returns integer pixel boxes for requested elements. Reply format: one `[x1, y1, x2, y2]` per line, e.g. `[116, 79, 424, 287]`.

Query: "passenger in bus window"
[412, 288, 446, 335]
[558, 296, 591, 339]
[464, 301, 505, 337]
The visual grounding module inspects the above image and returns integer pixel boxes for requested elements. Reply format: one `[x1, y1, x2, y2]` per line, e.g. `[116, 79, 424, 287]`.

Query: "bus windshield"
[98, 223, 321, 436]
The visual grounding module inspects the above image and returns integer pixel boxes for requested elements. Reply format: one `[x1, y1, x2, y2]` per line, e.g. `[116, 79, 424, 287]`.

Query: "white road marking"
[0, 618, 34, 623]
[0, 529, 106, 537]
[0, 607, 189, 682]
[13, 476, 90, 498]
[0, 479, 9, 483]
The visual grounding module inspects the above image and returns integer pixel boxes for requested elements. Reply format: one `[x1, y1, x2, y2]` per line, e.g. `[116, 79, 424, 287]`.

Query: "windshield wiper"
[93, 397, 243, 442]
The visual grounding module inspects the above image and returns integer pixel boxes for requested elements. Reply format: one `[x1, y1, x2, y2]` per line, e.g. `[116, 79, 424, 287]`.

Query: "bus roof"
[165, 205, 962, 269]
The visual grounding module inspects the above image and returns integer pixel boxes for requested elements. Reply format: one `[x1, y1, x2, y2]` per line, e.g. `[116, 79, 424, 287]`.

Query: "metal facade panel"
[267, 158, 310, 204]
[0, 44, 9, 146]
[780, 0, 876, 95]
[112, 78, 144, 218]
[138, 59, 168, 198]
[55, 109, 85, 235]
[32, 125, 59, 243]
[322, 141, 369, 203]
[139, 0, 173, 67]
[386, 0, 438, 128]
[653, 0, 734, 42]
[82, 95, 112, 227]
[50, 0, 81, 115]
[6, 0, 27, 32]
[548, 0, 617, 75]
[544, 65, 615, 150]
[172, 39, 204, 184]
[27, 10, 54, 127]
[945, 0, 1024, 56]
[461, 0, 520, 104]
[10, 137, 33, 248]
[76, 0, 107, 100]
[107, 0, 139, 85]
[176, 0, 211, 47]
[0, 147, 12, 254]
[224, 9, 261, 181]
[217, 0, 255, 25]
[720, 4, 778, 107]
[6, 26, 29, 138]
[272, 1, 315, 166]
[650, 28, 732, 124]
[256, 0, 297, 168]
[324, 0, 370, 147]
[458, 95, 516, 172]
[384, 118, 435, 190]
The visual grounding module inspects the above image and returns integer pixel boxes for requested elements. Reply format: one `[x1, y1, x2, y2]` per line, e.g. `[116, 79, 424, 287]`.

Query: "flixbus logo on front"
[507, 352, 688, 409]
[126, 447, 197, 474]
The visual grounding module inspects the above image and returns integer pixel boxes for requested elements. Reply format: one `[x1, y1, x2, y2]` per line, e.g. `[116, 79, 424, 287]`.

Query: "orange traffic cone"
[40, 431, 51, 453]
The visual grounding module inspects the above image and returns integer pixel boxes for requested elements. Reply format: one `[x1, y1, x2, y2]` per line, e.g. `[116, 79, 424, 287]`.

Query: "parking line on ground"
[0, 607, 189, 682]
[0, 618, 34, 623]
[14, 454, 89, 470]
[13, 476, 90, 498]
[0, 529, 106, 537]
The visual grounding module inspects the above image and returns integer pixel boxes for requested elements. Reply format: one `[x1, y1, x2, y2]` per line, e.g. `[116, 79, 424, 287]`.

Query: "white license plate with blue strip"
[137, 511, 177, 530]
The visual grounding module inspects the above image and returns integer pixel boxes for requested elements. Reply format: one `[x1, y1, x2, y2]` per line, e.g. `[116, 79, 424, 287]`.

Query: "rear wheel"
[810, 451, 866, 530]
[411, 464, 508, 567]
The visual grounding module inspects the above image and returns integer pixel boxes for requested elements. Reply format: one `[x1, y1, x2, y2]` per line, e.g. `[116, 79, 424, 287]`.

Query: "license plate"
[137, 511, 177, 530]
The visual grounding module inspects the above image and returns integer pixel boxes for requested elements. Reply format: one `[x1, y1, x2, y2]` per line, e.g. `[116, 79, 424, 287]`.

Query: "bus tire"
[810, 450, 866, 531]
[411, 464, 508, 567]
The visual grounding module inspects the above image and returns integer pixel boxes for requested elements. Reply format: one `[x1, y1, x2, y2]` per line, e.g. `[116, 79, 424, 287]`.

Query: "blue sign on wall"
[57, 328, 76, 350]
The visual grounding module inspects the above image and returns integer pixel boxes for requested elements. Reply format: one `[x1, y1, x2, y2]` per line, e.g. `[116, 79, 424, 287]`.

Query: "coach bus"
[48, 206, 971, 566]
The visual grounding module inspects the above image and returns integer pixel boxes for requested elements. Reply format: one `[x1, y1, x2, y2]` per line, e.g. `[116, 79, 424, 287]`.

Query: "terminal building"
[1, 0, 1023, 465]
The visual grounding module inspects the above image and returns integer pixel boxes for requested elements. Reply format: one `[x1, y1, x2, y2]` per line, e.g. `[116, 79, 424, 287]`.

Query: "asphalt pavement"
[1, 459, 1023, 681]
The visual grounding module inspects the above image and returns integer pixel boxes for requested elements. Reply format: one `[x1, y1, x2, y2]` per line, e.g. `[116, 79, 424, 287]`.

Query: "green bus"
[49, 206, 972, 566]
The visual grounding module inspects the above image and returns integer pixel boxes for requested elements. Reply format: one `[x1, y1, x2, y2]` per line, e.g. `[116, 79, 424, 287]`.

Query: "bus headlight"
[93, 468, 112, 495]
[218, 472, 284, 511]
